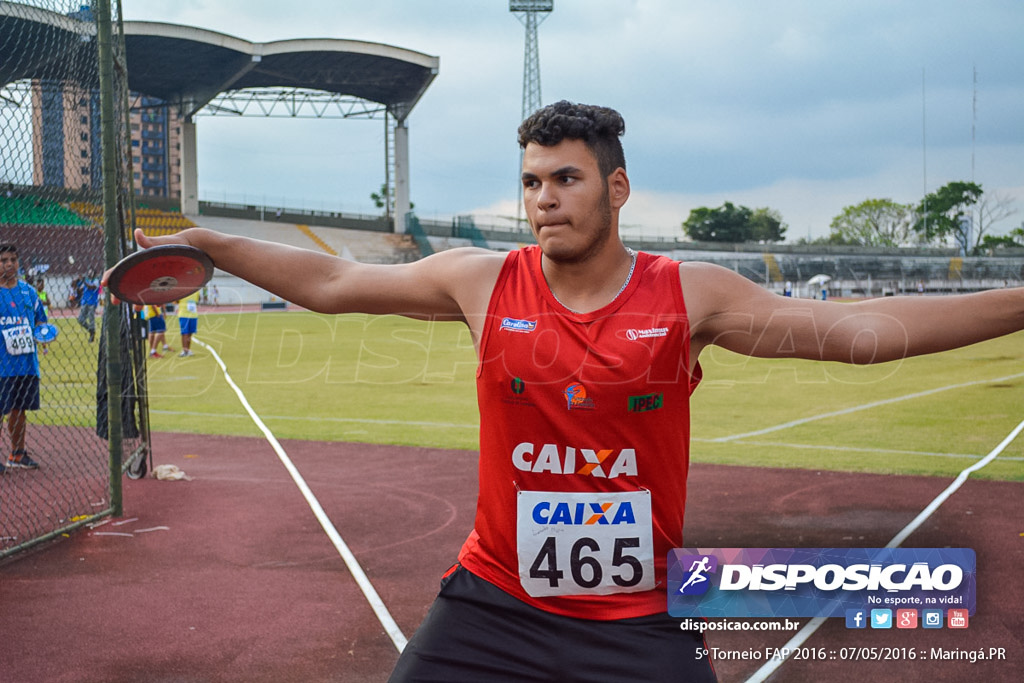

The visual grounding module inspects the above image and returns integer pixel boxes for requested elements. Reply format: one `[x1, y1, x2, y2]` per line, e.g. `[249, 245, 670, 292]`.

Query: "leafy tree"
[683, 202, 748, 241]
[748, 207, 788, 242]
[978, 234, 1021, 251]
[794, 233, 861, 246]
[978, 220, 1024, 252]
[913, 181, 982, 252]
[683, 202, 786, 243]
[970, 191, 1019, 253]
[828, 198, 917, 247]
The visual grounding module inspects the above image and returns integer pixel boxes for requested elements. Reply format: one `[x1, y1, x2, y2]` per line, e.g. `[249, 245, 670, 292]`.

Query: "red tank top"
[458, 245, 701, 619]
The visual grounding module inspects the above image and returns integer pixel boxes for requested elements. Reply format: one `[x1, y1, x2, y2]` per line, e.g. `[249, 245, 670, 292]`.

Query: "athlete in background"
[0, 244, 47, 473]
[175, 291, 200, 357]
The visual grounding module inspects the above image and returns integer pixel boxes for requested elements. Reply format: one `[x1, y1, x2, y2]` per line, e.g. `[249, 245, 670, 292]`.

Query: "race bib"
[3, 325, 35, 355]
[186, 301, 198, 313]
[517, 490, 655, 597]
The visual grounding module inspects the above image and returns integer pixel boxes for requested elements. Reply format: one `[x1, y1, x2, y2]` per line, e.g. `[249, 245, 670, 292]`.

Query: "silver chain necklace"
[549, 247, 637, 314]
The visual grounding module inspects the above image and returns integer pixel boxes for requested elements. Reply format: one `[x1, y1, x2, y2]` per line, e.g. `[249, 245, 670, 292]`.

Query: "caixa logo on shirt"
[511, 442, 638, 478]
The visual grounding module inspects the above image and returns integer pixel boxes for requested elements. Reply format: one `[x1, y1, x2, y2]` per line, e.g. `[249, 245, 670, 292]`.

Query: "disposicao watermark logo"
[667, 548, 976, 618]
[677, 554, 718, 595]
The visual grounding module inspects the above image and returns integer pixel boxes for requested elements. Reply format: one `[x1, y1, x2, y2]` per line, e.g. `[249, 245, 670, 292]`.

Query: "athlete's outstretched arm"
[106, 228, 502, 324]
[680, 261, 1024, 364]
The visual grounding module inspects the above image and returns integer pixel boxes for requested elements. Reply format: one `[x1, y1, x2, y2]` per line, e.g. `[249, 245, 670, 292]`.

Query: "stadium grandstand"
[96, 198, 1019, 306]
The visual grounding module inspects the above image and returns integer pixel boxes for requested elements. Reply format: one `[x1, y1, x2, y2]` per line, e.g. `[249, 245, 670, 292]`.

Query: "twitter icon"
[870, 609, 893, 629]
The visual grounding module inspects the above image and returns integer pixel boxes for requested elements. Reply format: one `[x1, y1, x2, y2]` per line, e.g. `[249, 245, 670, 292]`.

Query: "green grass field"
[138, 310, 1024, 482]
[36, 316, 115, 428]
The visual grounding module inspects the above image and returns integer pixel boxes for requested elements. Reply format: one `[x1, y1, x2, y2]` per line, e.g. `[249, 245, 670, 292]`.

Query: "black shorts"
[0, 375, 40, 414]
[389, 566, 717, 683]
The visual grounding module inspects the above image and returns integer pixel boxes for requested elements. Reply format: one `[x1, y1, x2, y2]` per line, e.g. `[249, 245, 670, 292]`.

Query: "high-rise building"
[31, 82, 183, 200]
[129, 94, 184, 199]
[31, 79, 102, 192]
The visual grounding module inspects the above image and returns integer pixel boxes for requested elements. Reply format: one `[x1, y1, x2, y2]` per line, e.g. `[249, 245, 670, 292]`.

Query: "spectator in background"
[0, 245, 47, 473]
[142, 304, 173, 359]
[76, 270, 100, 342]
[176, 290, 200, 357]
[67, 276, 82, 310]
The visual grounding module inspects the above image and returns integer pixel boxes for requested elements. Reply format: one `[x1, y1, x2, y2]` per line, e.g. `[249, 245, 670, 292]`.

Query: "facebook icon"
[845, 609, 867, 629]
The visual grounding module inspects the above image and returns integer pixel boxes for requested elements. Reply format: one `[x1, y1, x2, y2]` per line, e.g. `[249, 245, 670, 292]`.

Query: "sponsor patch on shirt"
[628, 392, 664, 413]
[500, 317, 537, 333]
[563, 382, 596, 410]
[625, 326, 669, 341]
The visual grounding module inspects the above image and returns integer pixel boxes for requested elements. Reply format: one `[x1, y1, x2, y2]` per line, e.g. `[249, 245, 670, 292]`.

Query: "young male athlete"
[0, 244, 48, 473]
[141, 304, 173, 358]
[106, 101, 1024, 681]
[175, 290, 200, 357]
[76, 269, 100, 342]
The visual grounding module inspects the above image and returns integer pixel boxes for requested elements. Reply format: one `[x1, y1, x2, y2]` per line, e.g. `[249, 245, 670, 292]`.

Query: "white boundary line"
[743, 416, 1024, 683]
[712, 371, 1024, 442]
[192, 338, 409, 652]
[692, 438, 1024, 462]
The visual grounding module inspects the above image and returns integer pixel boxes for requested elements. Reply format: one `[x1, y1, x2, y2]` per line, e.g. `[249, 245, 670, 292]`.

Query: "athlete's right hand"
[134, 227, 196, 250]
[102, 228, 199, 304]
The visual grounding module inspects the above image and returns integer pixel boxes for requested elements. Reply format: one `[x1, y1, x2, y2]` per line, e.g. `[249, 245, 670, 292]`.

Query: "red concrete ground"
[1, 431, 1021, 682]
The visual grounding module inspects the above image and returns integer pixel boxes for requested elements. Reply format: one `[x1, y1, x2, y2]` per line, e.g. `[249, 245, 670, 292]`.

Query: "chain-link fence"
[0, 0, 149, 559]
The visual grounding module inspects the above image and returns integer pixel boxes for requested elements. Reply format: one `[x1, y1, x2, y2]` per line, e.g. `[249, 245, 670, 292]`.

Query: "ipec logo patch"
[628, 393, 663, 413]
[510, 377, 525, 395]
[678, 554, 718, 595]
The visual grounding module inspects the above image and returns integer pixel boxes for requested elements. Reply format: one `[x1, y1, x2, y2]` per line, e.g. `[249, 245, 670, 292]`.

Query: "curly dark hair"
[517, 100, 626, 178]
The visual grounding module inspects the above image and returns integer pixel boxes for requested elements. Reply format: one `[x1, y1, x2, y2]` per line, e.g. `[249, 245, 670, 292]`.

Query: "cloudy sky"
[124, 0, 1024, 241]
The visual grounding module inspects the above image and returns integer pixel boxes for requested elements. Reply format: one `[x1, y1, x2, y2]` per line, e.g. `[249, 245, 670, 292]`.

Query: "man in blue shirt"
[77, 269, 99, 342]
[0, 244, 47, 472]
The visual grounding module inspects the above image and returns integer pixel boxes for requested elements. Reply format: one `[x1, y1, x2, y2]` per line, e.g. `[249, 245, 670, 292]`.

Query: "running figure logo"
[678, 554, 717, 595]
[563, 382, 595, 410]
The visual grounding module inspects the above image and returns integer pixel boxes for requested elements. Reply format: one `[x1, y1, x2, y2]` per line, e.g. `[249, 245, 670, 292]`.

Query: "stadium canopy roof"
[0, 1, 98, 86]
[0, 4, 439, 121]
[121, 21, 438, 120]
[0, 2, 436, 225]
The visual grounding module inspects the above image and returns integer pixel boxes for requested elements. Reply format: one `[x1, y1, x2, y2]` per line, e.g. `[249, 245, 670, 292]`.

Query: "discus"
[106, 245, 214, 306]
[34, 323, 59, 343]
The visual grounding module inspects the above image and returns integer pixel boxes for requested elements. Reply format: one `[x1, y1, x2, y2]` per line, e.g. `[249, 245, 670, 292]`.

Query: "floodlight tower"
[511, 0, 553, 121]
[510, 0, 553, 225]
